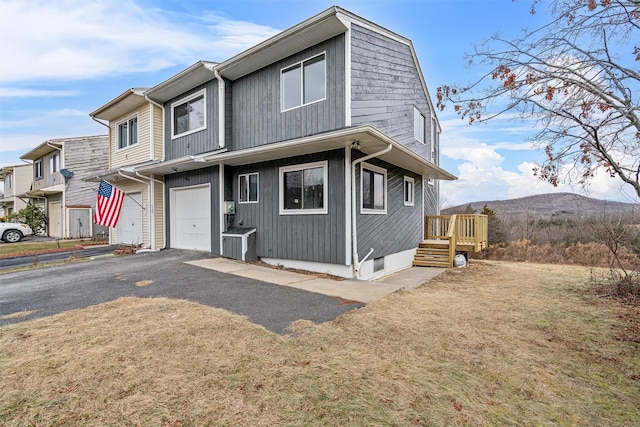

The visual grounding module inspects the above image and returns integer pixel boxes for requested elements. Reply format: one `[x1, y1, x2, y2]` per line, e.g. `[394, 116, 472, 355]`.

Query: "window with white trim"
[429, 117, 437, 185]
[172, 90, 206, 138]
[35, 160, 43, 179]
[281, 53, 326, 111]
[361, 163, 387, 214]
[239, 172, 259, 203]
[50, 152, 60, 173]
[117, 116, 138, 149]
[404, 176, 414, 206]
[414, 107, 425, 143]
[279, 161, 328, 214]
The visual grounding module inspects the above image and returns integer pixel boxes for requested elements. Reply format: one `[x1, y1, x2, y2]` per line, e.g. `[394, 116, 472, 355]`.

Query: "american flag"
[94, 180, 124, 227]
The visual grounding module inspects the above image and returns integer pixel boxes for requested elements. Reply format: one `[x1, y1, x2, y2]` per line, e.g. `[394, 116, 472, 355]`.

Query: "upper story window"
[404, 176, 415, 206]
[279, 161, 328, 215]
[117, 116, 138, 150]
[172, 89, 206, 139]
[414, 107, 425, 143]
[281, 53, 326, 111]
[34, 160, 43, 180]
[6, 173, 12, 190]
[239, 172, 259, 203]
[50, 152, 60, 172]
[361, 163, 387, 214]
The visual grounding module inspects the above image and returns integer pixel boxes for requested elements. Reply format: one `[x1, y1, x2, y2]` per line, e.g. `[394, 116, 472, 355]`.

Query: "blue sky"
[0, 0, 633, 206]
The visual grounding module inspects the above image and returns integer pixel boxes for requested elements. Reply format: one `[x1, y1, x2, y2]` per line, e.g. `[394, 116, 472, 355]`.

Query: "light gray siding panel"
[356, 155, 424, 257]
[222, 236, 242, 260]
[164, 166, 220, 254]
[228, 150, 345, 264]
[350, 24, 433, 161]
[230, 35, 345, 150]
[68, 208, 91, 238]
[64, 137, 109, 207]
[164, 80, 219, 160]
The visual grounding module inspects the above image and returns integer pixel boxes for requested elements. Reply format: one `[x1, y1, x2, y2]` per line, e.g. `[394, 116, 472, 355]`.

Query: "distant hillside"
[442, 193, 638, 216]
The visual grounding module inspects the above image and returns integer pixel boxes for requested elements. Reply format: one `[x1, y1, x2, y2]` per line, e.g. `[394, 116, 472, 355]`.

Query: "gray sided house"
[20, 135, 109, 238]
[136, 6, 455, 279]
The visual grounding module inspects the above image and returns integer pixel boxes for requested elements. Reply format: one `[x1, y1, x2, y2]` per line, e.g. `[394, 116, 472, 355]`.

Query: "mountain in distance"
[442, 192, 638, 216]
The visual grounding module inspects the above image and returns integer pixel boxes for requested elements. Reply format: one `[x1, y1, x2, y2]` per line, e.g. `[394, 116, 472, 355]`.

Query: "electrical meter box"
[224, 201, 236, 215]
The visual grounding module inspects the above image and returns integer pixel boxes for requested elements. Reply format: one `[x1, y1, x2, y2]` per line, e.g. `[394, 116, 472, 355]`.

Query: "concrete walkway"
[186, 258, 447, 303]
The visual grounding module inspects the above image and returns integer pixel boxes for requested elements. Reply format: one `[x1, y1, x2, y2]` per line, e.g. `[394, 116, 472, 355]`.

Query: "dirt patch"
[135, 280, 154, 287]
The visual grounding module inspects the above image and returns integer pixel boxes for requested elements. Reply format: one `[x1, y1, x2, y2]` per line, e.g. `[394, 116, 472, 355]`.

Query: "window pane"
[362, 169, 372, 209]
[303, 55, 325, 104]
[414, 108, 424, 142]
[174, 103, 188, 134]
[249, 174, 258, 202]
[129, 118, 138, 145]
[374, 172, 385, 209]
[118, 122, 127, 149]
[284, 170, 302, 209]
[239, 176, 248, 202]
[188, 96, 205, 130]
[282, 65, 301, 110]
[303, 167, 324, 209]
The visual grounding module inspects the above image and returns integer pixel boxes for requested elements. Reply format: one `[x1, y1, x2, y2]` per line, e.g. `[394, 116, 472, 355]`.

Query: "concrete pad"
[375, 266, 446, 290]
[186, 258, 441, 303]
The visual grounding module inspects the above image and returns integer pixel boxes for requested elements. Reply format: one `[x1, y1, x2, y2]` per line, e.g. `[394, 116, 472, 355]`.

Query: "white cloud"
[0, 0, 280, 83]
[0, 88, 80, 98]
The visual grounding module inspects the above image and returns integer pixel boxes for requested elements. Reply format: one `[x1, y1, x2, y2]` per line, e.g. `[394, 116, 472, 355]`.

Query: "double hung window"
[118, 116, 138, 149]
[239, 173, 259, 203]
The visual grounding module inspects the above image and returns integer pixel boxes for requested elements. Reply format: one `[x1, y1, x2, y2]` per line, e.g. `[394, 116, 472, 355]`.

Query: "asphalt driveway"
[0, 250, 363, 334]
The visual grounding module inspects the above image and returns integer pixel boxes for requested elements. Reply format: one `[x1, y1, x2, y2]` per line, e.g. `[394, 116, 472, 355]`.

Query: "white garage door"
[118, 192, 143, 245]
[171, 184, 211, 252]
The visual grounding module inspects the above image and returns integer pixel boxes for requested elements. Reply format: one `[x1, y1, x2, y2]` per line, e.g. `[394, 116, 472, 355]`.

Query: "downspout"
[135, 171, 166, 250]
[212, 68, 226, 148]
[144, 96, 166, 161]
[351, 142, 392, 279]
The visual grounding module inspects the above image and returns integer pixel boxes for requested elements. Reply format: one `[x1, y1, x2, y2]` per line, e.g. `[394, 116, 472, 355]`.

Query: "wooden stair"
[413, 240, 452, 268]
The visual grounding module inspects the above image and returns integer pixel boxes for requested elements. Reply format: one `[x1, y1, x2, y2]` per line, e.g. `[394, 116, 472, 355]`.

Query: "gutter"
[351, 141, 392, 279]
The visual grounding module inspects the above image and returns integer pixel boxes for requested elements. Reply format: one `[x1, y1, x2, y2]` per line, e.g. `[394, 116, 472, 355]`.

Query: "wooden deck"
[413, 214, 488, 268]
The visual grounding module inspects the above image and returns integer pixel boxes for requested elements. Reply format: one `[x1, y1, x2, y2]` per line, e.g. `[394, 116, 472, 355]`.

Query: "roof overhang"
[136, 126, 456, 180]
[22, 184, 64, 198]
[145, 61, 218, 103]
[90, 88, 149, 121]
[216, 7, 348, 80]
[20, 141, 63, 161]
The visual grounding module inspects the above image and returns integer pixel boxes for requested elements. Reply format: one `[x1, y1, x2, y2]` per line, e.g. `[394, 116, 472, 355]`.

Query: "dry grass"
[0, 239, 100, 258]
[1, 261, 639, 426]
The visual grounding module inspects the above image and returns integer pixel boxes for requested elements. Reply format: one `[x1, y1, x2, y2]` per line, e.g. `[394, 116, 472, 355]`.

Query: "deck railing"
[425, 214, 488, 253]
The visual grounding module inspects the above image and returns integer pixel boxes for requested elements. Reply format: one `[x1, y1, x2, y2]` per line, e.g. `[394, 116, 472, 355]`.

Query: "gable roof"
[90, 88, 148, 121]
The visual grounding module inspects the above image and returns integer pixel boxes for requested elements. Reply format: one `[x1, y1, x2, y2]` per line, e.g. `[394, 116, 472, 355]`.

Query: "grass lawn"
[1, 261, 638, 426]
[0, 239, 102, 258]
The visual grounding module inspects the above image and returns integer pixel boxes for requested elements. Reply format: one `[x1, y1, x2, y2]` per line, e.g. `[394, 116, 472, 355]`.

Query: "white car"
[0, 222, 33, 243]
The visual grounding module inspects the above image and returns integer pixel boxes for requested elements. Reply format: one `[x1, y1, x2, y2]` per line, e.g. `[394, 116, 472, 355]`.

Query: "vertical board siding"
[355, 155, 423, 257]
[164, 166, 220, 253]
[350, 24, 433, 162]
[68, 208, 91, 238]
[164, 80, 219, 160]
[228, 150, 345, 264]
[222, 236, 243, 260]
[111, 104, 153, 168]
[230, 35, 345, 150]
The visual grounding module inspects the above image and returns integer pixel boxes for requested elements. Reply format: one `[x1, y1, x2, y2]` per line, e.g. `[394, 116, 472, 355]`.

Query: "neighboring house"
[89, 88, 165, 250]
[98, 6, 457, 279]
[0, 164, 33, 219]
[20, 136, 109, 238]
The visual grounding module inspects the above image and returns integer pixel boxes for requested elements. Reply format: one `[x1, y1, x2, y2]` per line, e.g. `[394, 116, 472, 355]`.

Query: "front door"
[48, 201, 62, 238]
